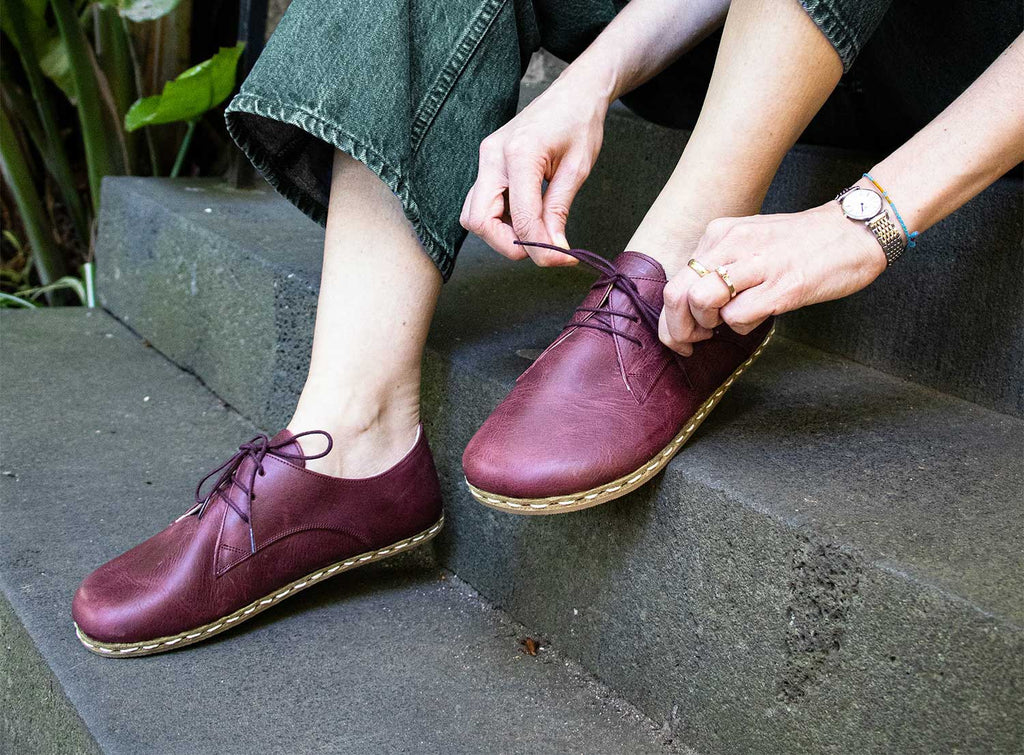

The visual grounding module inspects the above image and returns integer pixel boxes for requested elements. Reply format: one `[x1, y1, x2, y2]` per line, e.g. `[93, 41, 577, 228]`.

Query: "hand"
[459, 74, 609, 266]
[658, 203, 889, 355]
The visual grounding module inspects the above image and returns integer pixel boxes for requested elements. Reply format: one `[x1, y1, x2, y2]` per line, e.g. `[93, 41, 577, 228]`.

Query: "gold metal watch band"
[867, 212, 906, 265]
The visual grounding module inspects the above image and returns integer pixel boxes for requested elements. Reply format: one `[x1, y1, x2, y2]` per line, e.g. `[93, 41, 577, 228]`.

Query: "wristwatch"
[835, 185, 906, 266]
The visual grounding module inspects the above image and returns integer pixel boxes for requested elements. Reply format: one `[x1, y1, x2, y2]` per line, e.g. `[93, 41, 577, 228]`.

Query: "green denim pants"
[224, 0, 1012, 280]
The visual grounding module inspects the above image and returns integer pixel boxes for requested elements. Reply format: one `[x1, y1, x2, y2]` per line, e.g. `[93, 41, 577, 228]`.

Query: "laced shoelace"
[188, 431, 333, 553]
[515, 240, 662, 348]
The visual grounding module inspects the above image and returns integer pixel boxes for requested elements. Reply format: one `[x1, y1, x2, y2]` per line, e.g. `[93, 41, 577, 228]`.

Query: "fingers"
[718, 287, 774, 335]
[507, 152, 576, 266]
[542, 155, 589, 251]
[658, 309, 697, 357]
[660, 255, 767, 354]
[660, 269, 715, 356]
[688, 262, 765, 330]
[460, 139, 527, 261]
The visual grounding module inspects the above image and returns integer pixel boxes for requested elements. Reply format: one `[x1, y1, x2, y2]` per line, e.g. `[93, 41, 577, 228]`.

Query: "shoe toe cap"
[463, 413, 617, 500]
[72, 565, 138, 644]
[72, 522, 203, 644]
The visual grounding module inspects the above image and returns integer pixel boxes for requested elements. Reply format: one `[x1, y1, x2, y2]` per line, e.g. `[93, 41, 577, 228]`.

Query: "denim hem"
[224, 94, 456, 281]
[800, 0, 859, 72]
[410, 0, 511, 154]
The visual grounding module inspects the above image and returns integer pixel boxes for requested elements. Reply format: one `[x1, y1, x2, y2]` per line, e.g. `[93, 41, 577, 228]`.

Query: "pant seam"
[409, 0, 511, 155]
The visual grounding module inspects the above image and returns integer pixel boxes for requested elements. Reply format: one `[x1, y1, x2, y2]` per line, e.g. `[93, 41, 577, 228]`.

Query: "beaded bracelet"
[862, 172, 919, 248]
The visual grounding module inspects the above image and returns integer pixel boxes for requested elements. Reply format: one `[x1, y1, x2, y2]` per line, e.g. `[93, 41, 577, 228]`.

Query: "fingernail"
[554, 233, 570, 250]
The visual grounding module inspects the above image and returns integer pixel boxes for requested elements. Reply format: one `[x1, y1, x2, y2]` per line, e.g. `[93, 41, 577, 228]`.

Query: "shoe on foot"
[73, 427, 443, 656]
[462, 245, 774, 515]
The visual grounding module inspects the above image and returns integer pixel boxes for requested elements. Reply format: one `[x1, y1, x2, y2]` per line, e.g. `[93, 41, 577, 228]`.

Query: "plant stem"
[83, 261, 96, 308]
[0, 107, 67, 291]
[121, 15, 159, 176]
[0, 292, 40, 309]
[89, 43, 130, 175]
[4, 0, 90, 246]
[51, 0, 115, 213]
[96, 5, 136, 174]
[170, 119, 197, 178]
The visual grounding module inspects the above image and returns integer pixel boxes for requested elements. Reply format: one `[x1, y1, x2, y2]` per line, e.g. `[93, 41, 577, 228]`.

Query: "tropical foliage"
[0, 0, 243, 306]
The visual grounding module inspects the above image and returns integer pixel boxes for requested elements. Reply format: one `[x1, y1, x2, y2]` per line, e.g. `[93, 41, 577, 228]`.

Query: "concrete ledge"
[0, 309, 679, 755]
[1, 593, 100, 755]
[95, 178, 1023, 753]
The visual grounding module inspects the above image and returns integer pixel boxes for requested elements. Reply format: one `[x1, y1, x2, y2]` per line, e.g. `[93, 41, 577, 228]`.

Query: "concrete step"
[538, 87, 1024, 418]
[93, 178, 1023, 753]
[0, 309, 680, 755]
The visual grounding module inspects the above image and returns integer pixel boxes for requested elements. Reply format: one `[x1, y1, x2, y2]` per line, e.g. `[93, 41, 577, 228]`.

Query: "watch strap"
[867, 211, 905, 265]
[835, 185, 907, 267]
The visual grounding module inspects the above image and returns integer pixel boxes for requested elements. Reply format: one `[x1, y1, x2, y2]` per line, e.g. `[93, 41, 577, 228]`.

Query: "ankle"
[288, 385, 422, 478]
[625, 218, 705, 278]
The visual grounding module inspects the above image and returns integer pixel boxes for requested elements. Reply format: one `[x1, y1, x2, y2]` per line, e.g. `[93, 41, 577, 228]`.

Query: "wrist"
[850, 177, 907, 246]
[556, 51, 625, 108]
[835, 176, 918, 268]
[857, 171, 921, 249]
[826, 196, 889, 274]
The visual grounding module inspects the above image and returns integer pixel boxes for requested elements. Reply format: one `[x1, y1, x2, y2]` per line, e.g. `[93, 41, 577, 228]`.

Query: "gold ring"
[715, 266, 737, 298]
[687, 258, 712, 277]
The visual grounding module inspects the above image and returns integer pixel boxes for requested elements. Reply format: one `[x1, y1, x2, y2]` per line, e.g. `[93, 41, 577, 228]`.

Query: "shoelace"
[515, 240, 662, 348]
[189, 431, 333, 553]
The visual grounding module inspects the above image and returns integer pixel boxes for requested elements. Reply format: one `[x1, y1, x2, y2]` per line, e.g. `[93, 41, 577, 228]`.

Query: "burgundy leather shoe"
[462, 243, 774, 514]
[73, 427, 443, 656]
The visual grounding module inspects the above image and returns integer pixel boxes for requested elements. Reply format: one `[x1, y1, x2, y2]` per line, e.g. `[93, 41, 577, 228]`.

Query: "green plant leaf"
[1, 0, 74, 96]
[99, 0, 181, 22]
[18, 274, 87, 304]
[0, 291, 40, 308]
[124, 43, 243, 131]
[0, 0, 48, 44]
[2, 230, 24, 253]
[0, 104, 68, 288]
[38, 34, 74, 97]
[51, 0, 115, 212]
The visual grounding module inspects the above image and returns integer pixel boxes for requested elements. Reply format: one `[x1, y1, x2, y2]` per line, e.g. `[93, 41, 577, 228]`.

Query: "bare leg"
[626, 0, 843, 276]
[289, 150, 442, 477]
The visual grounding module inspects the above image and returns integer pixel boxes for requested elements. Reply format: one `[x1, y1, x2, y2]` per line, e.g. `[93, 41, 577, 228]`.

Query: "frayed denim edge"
[799, 0, 858, 73]
[224, 93, 456, 281]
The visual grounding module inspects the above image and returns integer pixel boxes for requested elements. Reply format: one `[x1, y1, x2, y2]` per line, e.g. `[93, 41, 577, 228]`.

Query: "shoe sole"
[74, 516, 444, 657]
[467, 325, 776, 515]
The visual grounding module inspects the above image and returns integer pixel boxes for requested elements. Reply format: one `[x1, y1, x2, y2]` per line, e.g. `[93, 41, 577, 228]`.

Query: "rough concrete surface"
[0, 309, 687, 755]
[1, 594, 101, 755]
[426, 239, 1024, 755]
[93, 177, 1023, 753]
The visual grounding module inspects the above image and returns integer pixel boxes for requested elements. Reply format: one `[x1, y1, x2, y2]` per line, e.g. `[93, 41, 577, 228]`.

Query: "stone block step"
[93, 178, 1023, 753]
[0, 309, 677, 755]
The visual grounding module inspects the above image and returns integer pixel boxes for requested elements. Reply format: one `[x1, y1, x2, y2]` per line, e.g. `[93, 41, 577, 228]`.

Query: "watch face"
[841, 188, 883, 220]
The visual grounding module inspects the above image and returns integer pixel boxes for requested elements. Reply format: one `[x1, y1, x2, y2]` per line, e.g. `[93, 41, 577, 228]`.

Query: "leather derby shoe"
[73, 427, 443, 656]
[463, 243, 774, 514]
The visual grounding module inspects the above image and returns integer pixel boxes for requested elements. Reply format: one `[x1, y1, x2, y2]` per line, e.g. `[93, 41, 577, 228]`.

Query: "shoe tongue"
[609, 251, 668, 311]
[611, 251, 668, 283]
[269, 429, 305, 468]
[569, 251, 668, 325]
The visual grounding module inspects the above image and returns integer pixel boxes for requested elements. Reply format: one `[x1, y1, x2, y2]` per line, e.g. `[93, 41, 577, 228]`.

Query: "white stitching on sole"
[470, 326, 775, 513]
[75, 516, 444, 657]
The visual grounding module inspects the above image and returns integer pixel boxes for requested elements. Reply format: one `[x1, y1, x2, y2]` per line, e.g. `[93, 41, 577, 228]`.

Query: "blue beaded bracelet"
[863, 172, 919, 248]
